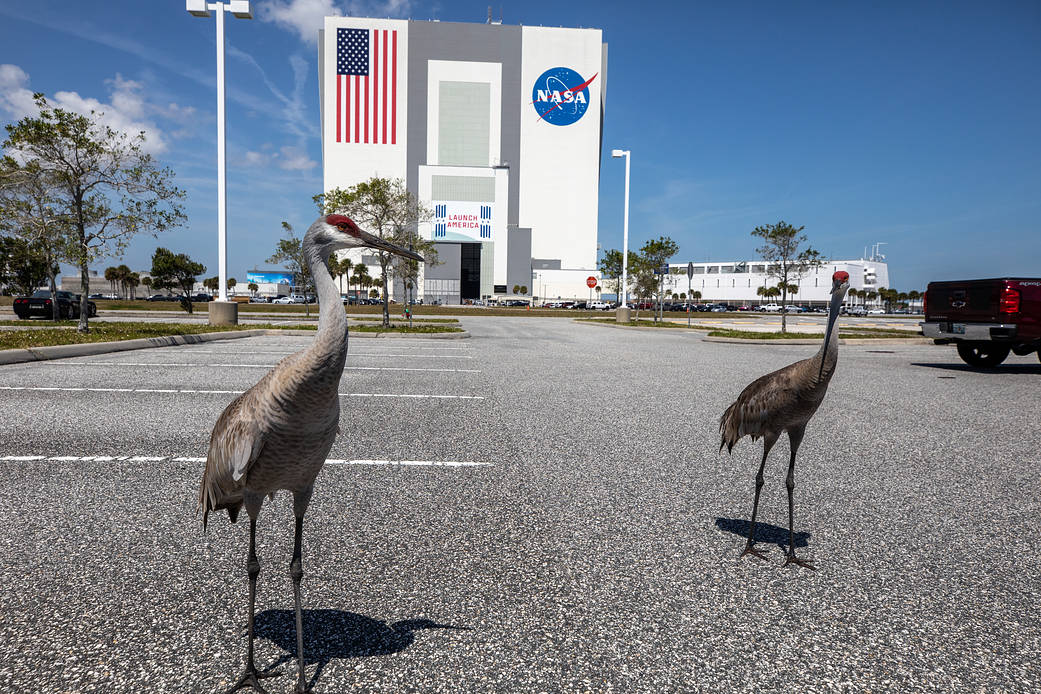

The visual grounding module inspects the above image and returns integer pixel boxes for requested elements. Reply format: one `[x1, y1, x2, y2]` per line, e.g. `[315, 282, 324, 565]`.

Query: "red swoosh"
[536, 72, 598, 122]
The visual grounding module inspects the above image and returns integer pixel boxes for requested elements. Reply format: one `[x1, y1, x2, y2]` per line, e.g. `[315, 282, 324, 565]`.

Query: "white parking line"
[39, 362, 480, 373]
[0, 386, 484, 399]
[0, 454, 492, 467]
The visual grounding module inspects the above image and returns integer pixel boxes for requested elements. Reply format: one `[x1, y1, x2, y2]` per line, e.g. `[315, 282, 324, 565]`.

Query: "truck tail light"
[999, 287, 1020, 314]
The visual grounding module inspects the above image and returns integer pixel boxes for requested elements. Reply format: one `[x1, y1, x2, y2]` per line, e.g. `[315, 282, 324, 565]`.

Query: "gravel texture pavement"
[0, 317, 1038, 693]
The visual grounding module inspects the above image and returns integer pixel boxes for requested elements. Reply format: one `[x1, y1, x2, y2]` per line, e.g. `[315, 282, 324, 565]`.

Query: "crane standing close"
[198, 214, 423, 693]
[719, 270, 850, 570]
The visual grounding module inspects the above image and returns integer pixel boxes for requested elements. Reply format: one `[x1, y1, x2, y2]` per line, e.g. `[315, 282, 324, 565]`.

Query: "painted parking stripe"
[0, 386, 484, 399]
[0, 454, 491, 467]
[39, 362, 479, 373]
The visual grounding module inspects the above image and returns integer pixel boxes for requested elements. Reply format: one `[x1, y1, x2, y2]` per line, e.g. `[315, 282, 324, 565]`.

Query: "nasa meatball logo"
[532, 67, 597, 126]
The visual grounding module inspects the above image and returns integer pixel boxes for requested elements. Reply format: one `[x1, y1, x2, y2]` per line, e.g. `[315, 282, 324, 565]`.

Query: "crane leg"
[226, 517, 282, 693]
[783, 427, 815, 570]
[741, 433, 777, 561]
[290, 515, 308, 693]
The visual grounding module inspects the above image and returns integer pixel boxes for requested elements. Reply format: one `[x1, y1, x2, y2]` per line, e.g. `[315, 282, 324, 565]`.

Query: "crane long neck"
[816, 288, 844, 380]
[304, 240, 348, 362]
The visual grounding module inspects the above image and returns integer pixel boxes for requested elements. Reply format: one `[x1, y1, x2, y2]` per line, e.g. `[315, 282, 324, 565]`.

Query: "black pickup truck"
[921, 278, 1041, 367]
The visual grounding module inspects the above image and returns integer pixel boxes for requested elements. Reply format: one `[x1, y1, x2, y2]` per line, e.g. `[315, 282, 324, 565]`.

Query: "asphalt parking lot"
[1, 317, 1038, 692]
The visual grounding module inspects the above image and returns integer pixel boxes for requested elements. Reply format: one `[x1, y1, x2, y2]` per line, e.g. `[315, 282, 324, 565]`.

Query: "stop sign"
[586, 276, 597, 288]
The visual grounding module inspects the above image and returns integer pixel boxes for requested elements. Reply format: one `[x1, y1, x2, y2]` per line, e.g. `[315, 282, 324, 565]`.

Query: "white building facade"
[319, 17, 607, 303]
[656, 258, 891, 306]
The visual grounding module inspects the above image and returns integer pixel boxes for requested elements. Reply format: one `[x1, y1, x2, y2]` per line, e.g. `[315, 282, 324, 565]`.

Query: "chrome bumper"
[920, 321, 1017, 341]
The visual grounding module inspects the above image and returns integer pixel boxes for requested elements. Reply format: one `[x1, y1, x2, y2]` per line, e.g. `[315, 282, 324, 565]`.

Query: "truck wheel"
[956, 342, 1011, 368]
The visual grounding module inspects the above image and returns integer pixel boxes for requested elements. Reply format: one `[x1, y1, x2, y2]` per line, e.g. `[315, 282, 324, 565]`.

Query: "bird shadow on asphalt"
[910, 362, 1041, 374]
[715, 517, 810, 551]
[254, 609, 468, 690]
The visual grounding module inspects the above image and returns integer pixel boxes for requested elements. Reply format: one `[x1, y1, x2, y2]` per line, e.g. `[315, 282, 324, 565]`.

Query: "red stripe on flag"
[364, 74, 369, 143]
[336, 75, 341, 142]
[392, 31, 397, 144]
[372, 30, 376, 144]
[344, 76, 350, 143]
[382, 30, 388, 144]
[354, 76, 359, 143]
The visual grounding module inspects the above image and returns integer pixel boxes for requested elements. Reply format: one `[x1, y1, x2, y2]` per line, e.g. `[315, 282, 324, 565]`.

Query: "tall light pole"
[187, 0, 252, 325]
[611, 149, 631, 321]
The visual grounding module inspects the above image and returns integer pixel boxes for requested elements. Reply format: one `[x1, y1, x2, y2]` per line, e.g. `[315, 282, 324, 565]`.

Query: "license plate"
[29, 301, 44, 307]
[950, 323, 965, 334]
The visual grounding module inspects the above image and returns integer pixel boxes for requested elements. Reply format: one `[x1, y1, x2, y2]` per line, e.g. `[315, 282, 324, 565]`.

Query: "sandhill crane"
[198, 214, 423, 693]
[719, 270, 850, 570]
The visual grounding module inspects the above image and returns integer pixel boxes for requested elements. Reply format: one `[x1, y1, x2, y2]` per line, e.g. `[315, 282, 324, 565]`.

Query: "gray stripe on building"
[406, 21, 523, 227]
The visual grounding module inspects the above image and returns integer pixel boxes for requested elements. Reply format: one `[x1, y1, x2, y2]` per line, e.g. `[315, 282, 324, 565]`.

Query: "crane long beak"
[357, 229, 425, 262]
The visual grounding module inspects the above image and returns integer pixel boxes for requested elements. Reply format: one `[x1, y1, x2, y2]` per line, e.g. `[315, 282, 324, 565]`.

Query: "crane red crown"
[833, 271, 850, 283]
[326, 214, 358, 233]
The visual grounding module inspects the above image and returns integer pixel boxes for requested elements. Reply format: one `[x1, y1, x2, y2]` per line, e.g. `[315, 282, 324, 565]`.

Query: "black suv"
[13, 290, 97, 319]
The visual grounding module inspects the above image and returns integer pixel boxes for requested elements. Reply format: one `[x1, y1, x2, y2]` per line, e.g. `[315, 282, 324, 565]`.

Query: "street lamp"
[186, 0, 252, 325]
[611, 149, 630, 319]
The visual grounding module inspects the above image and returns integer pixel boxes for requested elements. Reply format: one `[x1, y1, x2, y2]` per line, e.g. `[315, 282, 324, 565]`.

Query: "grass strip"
[706, 328, 923, 340]
[0, 321, 272, 350]
[351, 324, 464, 334]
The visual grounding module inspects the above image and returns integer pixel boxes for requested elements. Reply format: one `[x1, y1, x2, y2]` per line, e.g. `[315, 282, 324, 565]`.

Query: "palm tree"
[104, 266, 118, 296]
[691, 290, 702, 302]
[227, 277, 237, 295]
[847, 287, 859, 307]
[351, 264, 371, 300]
[908, 289, 921, 312]
[127, 272, 140, 300]
[116, 264, 132, 299]
[248, 282, 259, 297]
[142, 276, 153, 297]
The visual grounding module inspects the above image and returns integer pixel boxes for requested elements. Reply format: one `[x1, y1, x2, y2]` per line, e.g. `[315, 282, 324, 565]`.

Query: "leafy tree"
[0, 235, 58, 297]
[636, 236, 678, 322]
[691, 290, 702, 302]
[520, 285, 528, 295]
[2, 94, 185, 332]
[227, 277, 237, 293]
[751, 221, 821, 333]
[150, 247, 204, 313]
[512, 285, 520, 295]
[141, 275, 152, 295]
[203, 276, 219, 293]
[316, 177, 434, 326]
[247, 282, 258, 296]
[0, 157, 70, 318]
[267, 221, 313, 316]
[908, 289, 921, 312]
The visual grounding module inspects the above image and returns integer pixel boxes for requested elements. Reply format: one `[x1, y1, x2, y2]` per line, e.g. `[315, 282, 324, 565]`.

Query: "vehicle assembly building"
[318, 16, 607, 304]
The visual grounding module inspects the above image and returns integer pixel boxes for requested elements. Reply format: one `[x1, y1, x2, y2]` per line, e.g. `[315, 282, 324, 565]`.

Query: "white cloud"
[275, 145, 318, 170]
[0, 65, 189, 155]
[260, 0, 413, 44]
[261, 0, 343, 43]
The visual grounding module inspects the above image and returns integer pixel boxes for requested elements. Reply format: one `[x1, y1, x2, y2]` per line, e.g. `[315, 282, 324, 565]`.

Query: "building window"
[720, 265, 734, 273]
[752, 264, 765, 273]
[692, 266, 705, 274]
[431, 175, 496, 202]
[706, 266, 719, 274]
[438, 81, 490, 166]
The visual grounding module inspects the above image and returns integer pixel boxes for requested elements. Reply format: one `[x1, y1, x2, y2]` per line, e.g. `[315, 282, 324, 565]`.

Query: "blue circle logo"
[532, 67, 596, 126]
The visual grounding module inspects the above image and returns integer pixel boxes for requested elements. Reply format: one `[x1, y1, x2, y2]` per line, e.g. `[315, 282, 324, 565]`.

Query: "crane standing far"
[198, 214, 423, 693]
[719, 270, 850, 570]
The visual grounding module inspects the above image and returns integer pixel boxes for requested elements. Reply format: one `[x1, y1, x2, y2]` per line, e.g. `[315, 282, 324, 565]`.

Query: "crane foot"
[224, 667, 282, 694]
[783, 553, 816, 571]
[740, 544, 769, 561]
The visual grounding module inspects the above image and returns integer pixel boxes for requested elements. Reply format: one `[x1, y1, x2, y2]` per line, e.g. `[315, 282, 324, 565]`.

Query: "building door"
[460, 243, 481, 300]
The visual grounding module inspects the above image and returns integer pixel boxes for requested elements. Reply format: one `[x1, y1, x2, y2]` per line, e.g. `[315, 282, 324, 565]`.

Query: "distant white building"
[648, 258, 891, 306]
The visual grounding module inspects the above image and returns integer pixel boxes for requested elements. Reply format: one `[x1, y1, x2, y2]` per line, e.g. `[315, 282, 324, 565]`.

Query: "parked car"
[844, 305, 867, 316]
[249, 296, 270, 303]
[192, 293, 213, 303]
[13, 290, 97, 319]
[867, 307, 886, 315]
[759, 303, 782, 312]
[736, 304, 753, 311]
[784, 305, 804, 313]
[922, 277, 1041, 367]
[588, 300, 612, 310]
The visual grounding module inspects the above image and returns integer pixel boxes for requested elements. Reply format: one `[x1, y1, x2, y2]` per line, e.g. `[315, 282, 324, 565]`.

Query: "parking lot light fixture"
[186, 1, 251, 322]
[611, 149, 630, 309]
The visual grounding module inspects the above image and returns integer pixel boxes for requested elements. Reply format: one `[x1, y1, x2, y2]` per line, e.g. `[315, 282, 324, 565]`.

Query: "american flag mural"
[336, 26, 398, 144]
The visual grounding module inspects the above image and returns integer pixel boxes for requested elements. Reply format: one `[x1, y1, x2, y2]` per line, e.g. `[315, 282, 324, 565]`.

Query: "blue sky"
[1, 0, 1038, 291]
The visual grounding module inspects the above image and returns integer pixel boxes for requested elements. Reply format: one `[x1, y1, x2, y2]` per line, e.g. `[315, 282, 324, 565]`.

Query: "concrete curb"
[0, 327, 471, 365]
[702, 336, 932, 345]
[0, 329, 268, 365]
